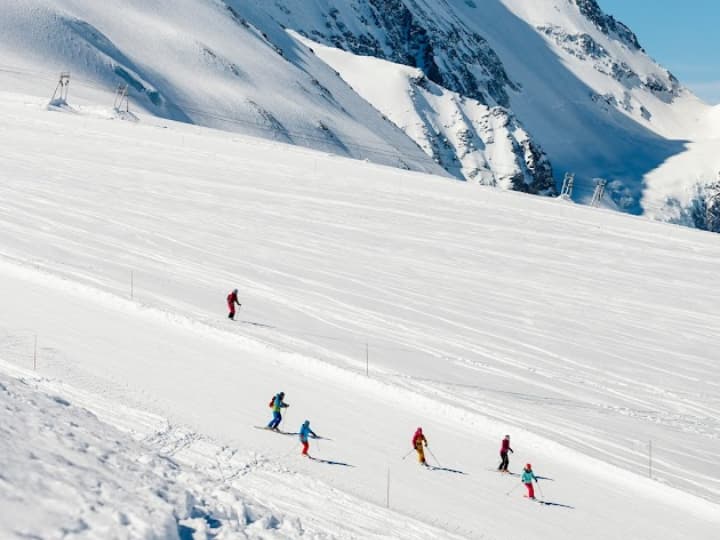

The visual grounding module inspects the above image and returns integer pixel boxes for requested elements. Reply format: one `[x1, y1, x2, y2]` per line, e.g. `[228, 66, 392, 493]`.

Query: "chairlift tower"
[51, 72, 71, 102]
[591, 178, 607, 207]
[560, 172, 575, 198]
[113, 84, 130, 112]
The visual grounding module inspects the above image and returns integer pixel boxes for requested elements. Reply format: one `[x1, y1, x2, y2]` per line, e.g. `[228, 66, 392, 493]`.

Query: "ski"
[253, 426, 298, 435]
[486, 468, 517, 475]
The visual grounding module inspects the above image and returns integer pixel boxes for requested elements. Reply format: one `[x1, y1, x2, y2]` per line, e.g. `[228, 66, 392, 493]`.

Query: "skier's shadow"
[309, 456, 354, 467]
[539, 500, 574, 509]
[239, 320, 276, 329]
[429, 466, 467, 475]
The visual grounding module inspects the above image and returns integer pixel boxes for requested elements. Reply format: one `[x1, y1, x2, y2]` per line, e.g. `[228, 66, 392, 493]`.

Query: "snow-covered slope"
[0, 0, 444, 175]
[0, 365, 460, 539]
[1, 92, 719, 538]
[0, 369, 300, 539]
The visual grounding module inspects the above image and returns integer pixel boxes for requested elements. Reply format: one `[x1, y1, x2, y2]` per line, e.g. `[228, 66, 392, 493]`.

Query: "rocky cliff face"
[537, 23, 681, 115]
[299, 0, 517, 107]
[252, 0, 556, 192]
[572, 0, 642, 50]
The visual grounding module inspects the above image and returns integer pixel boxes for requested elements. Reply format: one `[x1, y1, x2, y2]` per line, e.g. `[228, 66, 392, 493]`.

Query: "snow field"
[0, 361, 468, 539]
[2, 255, 717, 540]
[0, 91, 719, 538]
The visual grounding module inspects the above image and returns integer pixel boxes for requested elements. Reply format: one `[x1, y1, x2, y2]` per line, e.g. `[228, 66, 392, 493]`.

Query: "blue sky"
[598, 0, 720, 104]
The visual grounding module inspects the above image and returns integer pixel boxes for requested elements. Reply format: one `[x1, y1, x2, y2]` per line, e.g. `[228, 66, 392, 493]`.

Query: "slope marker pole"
[33, 334, 37, 370]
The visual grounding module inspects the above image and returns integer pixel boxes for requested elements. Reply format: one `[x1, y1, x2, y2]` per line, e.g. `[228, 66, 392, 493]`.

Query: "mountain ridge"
[1, 0, 717, 229]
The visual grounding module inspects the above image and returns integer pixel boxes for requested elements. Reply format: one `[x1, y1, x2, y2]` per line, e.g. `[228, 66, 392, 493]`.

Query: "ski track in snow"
[0, 91, 719, 538]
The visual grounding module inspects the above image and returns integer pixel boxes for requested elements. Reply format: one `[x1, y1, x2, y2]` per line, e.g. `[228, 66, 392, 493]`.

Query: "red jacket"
[412, 430, 426, 448]
[500, 438, 513, 453]
[227, 291, 238, 309]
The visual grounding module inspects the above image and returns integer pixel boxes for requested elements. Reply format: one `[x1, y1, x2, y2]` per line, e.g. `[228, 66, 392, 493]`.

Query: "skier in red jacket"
[227, 288, 241, 319]
[412, 427, 428, 466]
[498, 434, 513, 473]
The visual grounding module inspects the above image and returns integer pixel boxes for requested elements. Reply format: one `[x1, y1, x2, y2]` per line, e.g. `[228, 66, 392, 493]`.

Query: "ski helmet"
[303, 420, 310, 425]
[526, 463, 532, 469]
[233, 288, 238, 294]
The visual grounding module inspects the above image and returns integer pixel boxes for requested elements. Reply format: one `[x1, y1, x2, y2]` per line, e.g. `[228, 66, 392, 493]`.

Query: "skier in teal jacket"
[299, 420, 318, 456]
[521, 463, 538, 499]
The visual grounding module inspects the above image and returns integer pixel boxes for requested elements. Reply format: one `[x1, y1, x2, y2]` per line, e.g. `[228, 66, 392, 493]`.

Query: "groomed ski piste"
[1, 90, 719, 539]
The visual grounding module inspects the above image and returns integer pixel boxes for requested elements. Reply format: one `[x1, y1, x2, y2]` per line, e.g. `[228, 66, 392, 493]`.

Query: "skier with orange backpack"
[266, 392, 289, 431]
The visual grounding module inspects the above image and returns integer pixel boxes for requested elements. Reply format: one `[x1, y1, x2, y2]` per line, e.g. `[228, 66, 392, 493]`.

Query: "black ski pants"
[499, 451, 510, 471]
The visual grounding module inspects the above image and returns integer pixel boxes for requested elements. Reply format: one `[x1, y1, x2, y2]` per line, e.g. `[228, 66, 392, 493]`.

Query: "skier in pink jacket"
[498, 434, 513, 472]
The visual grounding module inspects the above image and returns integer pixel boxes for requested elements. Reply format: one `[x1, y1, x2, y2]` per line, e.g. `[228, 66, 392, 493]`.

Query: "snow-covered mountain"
[294, 32, 555, 194]
[250, 0, 716, 218]
[0, 0, 717, 227]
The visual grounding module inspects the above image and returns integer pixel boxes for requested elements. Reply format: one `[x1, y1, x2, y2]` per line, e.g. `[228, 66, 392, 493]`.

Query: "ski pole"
[427, 447, 441, 467]
[537, 482, 545, 500]
[401, 449, 415, 460]
[505, 483, 522, 496]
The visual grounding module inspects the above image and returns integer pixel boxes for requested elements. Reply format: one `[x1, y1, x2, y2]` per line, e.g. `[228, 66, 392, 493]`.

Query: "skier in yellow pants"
[412, 427, 428, 466]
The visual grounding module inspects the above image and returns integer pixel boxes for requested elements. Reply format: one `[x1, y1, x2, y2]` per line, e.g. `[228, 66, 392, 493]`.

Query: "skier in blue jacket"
[299, 420, 318, 456]
[266, 392, 289, 431]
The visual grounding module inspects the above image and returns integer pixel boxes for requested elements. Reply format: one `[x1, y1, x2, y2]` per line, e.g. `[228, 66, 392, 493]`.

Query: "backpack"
[268, 395, 275, 408]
